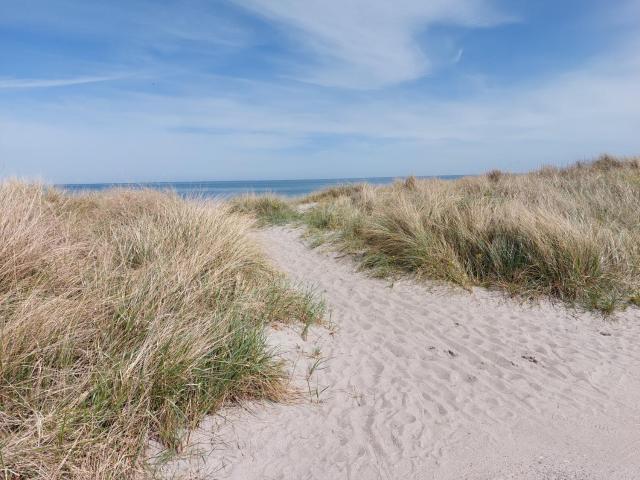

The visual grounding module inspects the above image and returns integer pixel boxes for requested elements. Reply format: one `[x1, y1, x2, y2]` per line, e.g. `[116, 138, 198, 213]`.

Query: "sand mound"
[157, 227, 640, 479]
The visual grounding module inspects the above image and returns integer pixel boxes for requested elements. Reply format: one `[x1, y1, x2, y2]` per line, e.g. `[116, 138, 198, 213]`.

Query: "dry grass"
[302, 183, 368, 203]
[230, 194, 299, 226]
[0, 183, 323, 479]
[294, 155, 640, 312]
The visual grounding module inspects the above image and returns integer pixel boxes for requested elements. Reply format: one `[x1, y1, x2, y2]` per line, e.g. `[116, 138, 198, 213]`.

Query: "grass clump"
[0, 183, 323, 479]
[303, 183, 367, 203]
[296, 156, 640, 312]
[230, 194, 300, 225]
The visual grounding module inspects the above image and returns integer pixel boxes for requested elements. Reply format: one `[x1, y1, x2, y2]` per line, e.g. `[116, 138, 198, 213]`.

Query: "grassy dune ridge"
[0, 184, 323, 478]
[235, 156, 640, 312]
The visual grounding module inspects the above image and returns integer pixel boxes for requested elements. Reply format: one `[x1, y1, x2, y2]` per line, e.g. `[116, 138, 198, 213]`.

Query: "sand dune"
[157, 227, 640, 479]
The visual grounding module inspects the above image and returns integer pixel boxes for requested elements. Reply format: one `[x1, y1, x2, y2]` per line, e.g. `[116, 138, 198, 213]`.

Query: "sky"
[1, 0, 639, 183]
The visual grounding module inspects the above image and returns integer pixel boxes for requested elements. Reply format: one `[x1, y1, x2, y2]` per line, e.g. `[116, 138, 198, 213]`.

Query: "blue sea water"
[60, 176, 464, 198]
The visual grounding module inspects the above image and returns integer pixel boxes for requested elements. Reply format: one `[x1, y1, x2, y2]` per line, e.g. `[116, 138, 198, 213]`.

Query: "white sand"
[157, 226, 640, 479]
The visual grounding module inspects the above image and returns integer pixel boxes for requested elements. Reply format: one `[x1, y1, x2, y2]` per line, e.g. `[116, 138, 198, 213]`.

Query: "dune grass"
[0, 183, 323, 479]
[235, 156, 640, 313]
[230, 194, 300, 226]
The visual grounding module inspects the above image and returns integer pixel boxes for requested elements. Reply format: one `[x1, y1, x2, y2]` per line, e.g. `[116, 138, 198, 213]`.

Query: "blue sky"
[1, 0, 639, 183]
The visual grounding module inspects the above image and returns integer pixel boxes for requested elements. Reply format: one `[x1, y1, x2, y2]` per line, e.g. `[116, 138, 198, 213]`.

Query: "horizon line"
[56, 174, 468, 188]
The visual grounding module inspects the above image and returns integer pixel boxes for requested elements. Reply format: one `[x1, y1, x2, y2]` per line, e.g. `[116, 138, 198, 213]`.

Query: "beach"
[156, 226, 640, 479]
[4, 161, 639, 478]
[6, 2, 640, 477]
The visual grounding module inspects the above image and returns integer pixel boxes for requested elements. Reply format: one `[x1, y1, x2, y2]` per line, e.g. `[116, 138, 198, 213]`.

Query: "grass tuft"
[230, 194, 300, 226]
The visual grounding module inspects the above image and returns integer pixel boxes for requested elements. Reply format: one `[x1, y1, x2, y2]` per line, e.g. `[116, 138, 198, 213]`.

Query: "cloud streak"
[1, 1, 638, 183]
[3, 33, 639, 182]
[0, 75, 125, 89]
[233, 0, 511, 88]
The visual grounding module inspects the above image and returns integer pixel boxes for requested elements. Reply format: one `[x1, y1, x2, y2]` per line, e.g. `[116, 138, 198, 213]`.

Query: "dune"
[156, 226, 640, 480]
[0, 184, 323, 478]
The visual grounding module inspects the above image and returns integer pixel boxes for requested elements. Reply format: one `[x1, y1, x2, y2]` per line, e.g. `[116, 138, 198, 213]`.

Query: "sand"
[156, 226, 640, 479]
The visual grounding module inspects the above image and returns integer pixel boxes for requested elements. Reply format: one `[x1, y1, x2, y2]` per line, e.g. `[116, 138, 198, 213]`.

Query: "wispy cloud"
[0, 1, 248, 44]
[232, 0, 512, 88]
[0, 75, 125, 89]
[1, 0, 638, 182]
[3, 32, 639, 182]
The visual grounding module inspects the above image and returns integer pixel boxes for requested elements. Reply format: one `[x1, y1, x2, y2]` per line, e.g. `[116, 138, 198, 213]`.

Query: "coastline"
[57, 175, 465, 199]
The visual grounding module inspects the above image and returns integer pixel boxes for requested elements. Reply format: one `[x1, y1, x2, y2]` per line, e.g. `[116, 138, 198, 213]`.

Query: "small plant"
[308, 347, 322, 359]
[403, 175, 417, 190]
[348, 387, 365, 406]
[306, 357, 329, 403]
[487, 169, 503, 182]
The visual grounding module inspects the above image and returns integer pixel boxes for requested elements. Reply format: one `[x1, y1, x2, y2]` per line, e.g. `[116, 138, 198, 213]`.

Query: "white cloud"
[4, 37, 639, 183]
[0, 1, 251, 58]
[233, 0, 511, 88]
[2, 14, 639, 182]
[0, 75, 124, 89]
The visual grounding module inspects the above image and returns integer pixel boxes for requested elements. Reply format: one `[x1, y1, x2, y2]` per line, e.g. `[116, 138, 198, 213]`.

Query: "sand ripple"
[158, 227, 640, 479]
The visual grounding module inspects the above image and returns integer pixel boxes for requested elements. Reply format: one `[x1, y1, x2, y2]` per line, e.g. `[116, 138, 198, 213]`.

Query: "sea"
[60, 176, 464, 199]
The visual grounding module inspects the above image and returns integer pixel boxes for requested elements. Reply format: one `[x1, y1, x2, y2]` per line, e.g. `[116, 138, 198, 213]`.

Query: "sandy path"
[158, 227, 640, 480]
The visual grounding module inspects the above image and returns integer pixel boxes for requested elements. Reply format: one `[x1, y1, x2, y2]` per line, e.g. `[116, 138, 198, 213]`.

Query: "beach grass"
[236, 156, 640, 312]
[230, 194, 300, 226]
[0, 183, 323, 479]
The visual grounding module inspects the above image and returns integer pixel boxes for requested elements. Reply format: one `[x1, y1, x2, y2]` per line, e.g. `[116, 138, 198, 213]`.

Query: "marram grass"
[0, 183, 323, 479]
[237, 156, 640, 313]
[230, 194, 300, 226]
